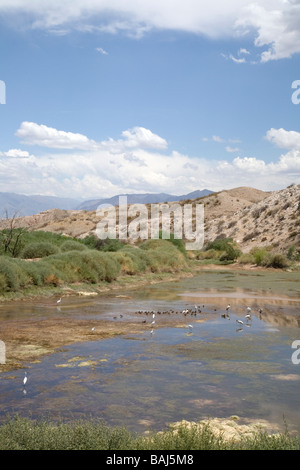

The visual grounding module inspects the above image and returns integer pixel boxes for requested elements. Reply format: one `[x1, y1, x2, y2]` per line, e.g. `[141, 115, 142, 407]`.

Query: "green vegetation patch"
[0, 416, 299, 450]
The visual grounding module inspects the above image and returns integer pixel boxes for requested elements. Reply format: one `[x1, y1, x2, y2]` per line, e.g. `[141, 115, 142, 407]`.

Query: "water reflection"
[0, 270, 300, 434]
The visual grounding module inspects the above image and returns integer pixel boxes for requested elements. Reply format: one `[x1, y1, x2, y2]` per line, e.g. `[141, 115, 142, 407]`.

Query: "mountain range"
[0, 189, 213, 216]
[76, 189, 213, 211]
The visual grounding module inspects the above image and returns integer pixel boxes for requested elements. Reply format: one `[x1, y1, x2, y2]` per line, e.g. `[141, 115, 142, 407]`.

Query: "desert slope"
[0, 185, 298, 255]
[204, 184, 300, 253]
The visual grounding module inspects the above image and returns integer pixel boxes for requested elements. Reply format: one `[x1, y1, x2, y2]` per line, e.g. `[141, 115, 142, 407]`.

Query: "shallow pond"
[0, 269, 300, 434]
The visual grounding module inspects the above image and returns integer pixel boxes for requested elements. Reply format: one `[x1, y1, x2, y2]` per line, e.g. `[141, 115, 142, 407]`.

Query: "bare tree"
[0, 210, 26, 257]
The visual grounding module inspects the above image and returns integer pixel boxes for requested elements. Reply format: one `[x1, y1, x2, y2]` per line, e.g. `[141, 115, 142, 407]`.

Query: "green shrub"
[112, 247, 149, 274]
[250, 246, 268, 265]
[140, 239, 187, 272]
[139, 239, 173, 251]
[249, 246, 290, 268]
[238, 253, 256, 264]
[19, 260, 60, 286]
[20, 242, 59, 259]
[287, 246, 300, 261]
[219, 243, 241, 262]
[60, 240, 87, 252]
[196, 249, 220, 260]
[205, 237, 234, 251]
[44, 250, 120, 284]
[262, 253, 290, 269]
[88, 251, 120, 282]
[0, 257, 30, 291]
[0, 272, 8, 292]
[158, 231, 187, 256]
[82, 235, 124, 252]
[1, 417, 299, 450]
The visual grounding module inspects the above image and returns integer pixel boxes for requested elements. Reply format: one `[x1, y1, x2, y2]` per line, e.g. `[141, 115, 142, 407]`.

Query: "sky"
[0, 0, 300, 200]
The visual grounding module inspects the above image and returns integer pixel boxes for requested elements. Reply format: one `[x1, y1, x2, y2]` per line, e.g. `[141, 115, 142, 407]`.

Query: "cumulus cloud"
[0, 148, 31, 158]
[265, 128, 300, 150]
[1, 1, 300, 62]
[216, 127, 300, 187]
[15, 122, 168, 154]
[15, 121, 99, 150]
[0, 123, 298, 198]
[121, 127, 168, 150]
[236, 1, 300, 62]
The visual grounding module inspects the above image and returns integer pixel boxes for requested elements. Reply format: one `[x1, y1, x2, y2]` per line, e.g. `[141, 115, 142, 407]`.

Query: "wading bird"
[23, 372, 27, 387]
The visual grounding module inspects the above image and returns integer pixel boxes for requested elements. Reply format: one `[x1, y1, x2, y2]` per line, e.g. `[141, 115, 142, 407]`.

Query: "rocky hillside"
[204, 184, 300, 253]
[0, 184, 299, 255]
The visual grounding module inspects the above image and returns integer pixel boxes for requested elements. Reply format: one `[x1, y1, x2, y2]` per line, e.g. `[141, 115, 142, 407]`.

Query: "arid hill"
[204, 184, 300, 253]
[0, 184, 299, 255]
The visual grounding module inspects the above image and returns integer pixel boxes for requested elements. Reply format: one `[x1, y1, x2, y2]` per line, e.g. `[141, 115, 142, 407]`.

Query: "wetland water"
[0, 268, 300, 434]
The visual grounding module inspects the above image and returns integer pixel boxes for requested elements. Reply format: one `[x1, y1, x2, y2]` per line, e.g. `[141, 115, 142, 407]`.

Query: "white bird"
[245, 314, 251, 320]
[91, 327, 95, 333]
[57, 298, 62, 304]
[23, 372, 27, 387]
[187, 324, 193, 330]
[246, 307, 251, 314]
[236, 319, 243, 325]
[151, 320, 155, 326]
[152, 313, 155, 319]
[226, 304, 230, 312]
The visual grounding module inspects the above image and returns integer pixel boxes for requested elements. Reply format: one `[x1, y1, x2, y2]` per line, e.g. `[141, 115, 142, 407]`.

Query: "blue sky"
[0, 0, 300, 200]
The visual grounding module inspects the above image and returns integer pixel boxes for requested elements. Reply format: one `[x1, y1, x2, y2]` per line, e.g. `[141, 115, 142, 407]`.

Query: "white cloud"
[239, 48, 250, 55]
[1, 1, 300, 61]
[229, 54, 246, 64]
[15, 122, 168, 155]
[212, 135, 225, 143]
[121, 127, 168, 150]
[265, 128, 300, 150]
[0, 123, 298, 198]
[236, 1, 300, 62]
[225, 146, 240, 153]
[232, 156, 267, 172]
[0, 148, 31, 158]
[95, 47, 108, 55]
[15, 121, 99, 150]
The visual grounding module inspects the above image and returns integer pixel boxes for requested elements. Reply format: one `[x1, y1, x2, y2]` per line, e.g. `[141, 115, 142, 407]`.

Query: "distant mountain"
[0, 192, 81, 217]
[76, 189, 213, 211]
[0, 189, 214, 217]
